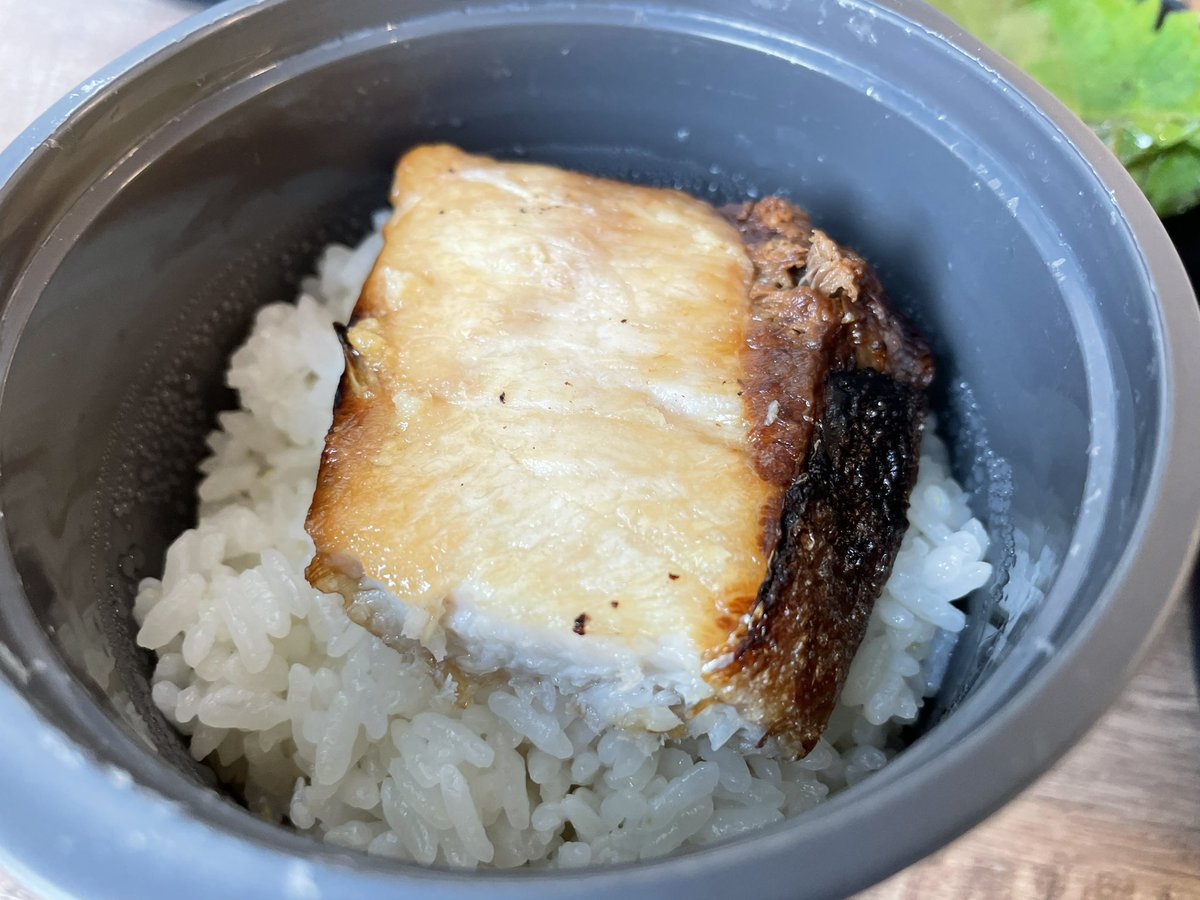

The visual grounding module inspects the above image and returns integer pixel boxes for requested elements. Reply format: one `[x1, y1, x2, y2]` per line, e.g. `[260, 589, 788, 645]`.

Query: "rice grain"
[132, 219, 993, 868]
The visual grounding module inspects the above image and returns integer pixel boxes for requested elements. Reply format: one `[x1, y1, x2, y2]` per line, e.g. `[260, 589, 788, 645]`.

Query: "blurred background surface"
[0, 1, 1196, 897]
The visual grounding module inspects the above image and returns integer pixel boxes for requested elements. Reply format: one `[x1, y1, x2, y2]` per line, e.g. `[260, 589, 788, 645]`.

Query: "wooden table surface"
[1, 2, 1197, 897]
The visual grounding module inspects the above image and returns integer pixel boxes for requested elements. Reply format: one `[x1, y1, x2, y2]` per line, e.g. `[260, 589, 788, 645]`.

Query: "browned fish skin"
[714, 370, 924, 753]
[305, 150, 933, 755]
[727, 197, 932, 500]
[710, 199, 932, 754]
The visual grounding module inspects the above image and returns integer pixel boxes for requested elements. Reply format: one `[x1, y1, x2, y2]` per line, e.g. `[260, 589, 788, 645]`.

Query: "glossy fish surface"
[306, 145, 931, 752]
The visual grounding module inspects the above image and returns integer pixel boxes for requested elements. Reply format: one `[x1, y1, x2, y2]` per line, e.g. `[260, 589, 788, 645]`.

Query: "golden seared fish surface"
[306, 145, 932, 753]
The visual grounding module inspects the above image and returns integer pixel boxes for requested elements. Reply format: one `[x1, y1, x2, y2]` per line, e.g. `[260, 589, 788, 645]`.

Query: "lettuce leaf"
[930, 0, 1200, 216]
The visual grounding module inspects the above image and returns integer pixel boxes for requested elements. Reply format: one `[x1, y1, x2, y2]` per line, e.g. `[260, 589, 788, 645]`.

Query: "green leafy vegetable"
[930, 0, 1200, 216]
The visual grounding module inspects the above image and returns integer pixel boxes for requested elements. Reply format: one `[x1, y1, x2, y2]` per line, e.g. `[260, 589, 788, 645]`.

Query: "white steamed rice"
[132, 214, 992, 868]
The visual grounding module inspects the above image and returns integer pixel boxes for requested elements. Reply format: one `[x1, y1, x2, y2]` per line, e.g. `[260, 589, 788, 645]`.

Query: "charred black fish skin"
[728, 369, 924, 754]
[304, 157, 933, 752]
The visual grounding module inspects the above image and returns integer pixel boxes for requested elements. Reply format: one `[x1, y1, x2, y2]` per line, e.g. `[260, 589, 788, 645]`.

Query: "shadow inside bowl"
[0, 1, 1188, 897]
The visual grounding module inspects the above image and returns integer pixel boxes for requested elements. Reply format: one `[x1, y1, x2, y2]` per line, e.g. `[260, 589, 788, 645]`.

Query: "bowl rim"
[0, 0, 1198, 897]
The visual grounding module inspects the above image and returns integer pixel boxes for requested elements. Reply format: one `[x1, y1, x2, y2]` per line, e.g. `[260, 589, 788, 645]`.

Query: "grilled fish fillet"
[306, 145, 932, 753]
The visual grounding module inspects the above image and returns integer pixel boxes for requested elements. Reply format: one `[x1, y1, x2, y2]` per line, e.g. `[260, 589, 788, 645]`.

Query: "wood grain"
[0, 3, 1198, 898]
[861, 607, 1200, 899]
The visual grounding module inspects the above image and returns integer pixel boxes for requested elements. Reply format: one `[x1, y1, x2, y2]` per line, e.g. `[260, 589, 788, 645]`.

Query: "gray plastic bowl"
[0, 1, 1198, 897]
